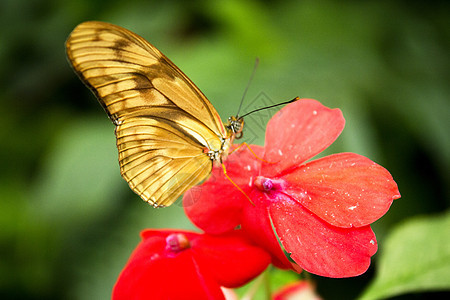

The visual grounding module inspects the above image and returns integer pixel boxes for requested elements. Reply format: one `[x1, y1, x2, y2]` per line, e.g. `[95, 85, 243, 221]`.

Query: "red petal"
[273, 281, 321, 300]
[191, 233, 271, 287]
[184, 177, 243, 234]
[240, 194, 301, 271]
[269, 197, 377, 278]
[184, 145, 263, 234]
[283, 153, 400, 227]
[263, 99, 345, 177]
[113, 231, 225, 300]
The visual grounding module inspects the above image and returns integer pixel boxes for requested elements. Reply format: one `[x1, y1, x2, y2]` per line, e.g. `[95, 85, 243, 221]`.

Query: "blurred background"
[1, 0, 448, 299]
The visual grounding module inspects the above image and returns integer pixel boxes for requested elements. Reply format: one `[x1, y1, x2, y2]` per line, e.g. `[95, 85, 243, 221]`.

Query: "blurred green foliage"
[0, 0, 449, 299]
[361, 212, 450, 299]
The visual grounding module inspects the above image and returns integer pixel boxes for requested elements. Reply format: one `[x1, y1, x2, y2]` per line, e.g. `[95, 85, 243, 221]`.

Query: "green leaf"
[359, 212, 450, 299]
[234, 267, 301, 300]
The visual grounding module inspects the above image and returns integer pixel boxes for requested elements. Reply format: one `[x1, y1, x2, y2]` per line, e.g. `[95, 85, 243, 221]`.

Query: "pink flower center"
[254, 176, 284, 192]
[165, 233, 191, 254]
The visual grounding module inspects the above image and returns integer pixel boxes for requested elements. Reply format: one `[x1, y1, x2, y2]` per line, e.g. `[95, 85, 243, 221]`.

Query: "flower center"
[165, 233, 191, 253]
[254, 176, 284, 192]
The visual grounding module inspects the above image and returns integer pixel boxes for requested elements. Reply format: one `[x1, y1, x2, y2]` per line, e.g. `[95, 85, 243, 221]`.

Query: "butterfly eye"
[227, 116, 244, 139]
[234, 119, 244, 139]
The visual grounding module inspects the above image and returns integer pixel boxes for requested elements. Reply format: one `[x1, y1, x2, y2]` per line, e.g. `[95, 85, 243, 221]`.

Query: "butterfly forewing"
[66, 21, 226, 207]
[66, 21, 225, 135]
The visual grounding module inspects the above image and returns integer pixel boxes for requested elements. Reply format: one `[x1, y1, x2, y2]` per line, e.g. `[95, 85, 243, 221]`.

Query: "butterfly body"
[66, 21, 243, 207]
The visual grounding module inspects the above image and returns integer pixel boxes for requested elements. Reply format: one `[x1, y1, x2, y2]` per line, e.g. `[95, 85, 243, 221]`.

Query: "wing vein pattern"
[66, 21, 227, 206]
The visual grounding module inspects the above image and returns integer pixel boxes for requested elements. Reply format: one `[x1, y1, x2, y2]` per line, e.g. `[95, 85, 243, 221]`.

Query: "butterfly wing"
[116, 115, 213, 207]
[66, 21, 225, 207]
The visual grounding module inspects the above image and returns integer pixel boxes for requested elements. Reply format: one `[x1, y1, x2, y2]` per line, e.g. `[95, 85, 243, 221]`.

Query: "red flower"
[184, 99, 400, 278]
[112, 229, 271, 300]
[273, 281, 322, 300]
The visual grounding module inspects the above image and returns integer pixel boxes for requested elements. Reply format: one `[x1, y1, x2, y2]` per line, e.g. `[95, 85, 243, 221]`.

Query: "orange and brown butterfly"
[65, 21, 245, 208]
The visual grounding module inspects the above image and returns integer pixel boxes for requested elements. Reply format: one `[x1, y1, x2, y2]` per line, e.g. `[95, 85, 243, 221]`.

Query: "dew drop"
[150, 253, 160, 261]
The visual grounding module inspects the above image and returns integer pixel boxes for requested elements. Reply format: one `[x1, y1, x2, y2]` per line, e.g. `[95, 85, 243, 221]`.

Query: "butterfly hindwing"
[116, 115, 212, 206]
[66, 21, 226, 207]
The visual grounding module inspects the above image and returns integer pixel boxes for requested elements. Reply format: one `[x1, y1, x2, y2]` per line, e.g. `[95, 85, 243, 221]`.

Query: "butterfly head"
[227, 116, 244, 139]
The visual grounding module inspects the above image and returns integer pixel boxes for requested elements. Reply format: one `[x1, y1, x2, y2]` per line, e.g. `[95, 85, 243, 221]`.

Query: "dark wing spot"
[92, 30, 102, 42]
[114, 38, 131, 49]
[133, 72, 154, 90]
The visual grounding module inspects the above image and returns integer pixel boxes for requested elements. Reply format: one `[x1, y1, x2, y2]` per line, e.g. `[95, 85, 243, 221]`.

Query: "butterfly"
[66, 21, 245, 208]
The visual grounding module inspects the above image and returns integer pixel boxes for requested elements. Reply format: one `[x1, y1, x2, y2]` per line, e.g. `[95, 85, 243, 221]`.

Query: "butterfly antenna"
[236, 58, 260, 117]
[240, 96, 299, 118]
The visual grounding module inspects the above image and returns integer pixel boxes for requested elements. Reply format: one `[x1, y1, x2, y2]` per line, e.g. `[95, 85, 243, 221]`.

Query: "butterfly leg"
[221, 163, 255, 206]
[230, 142, 274, 164]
